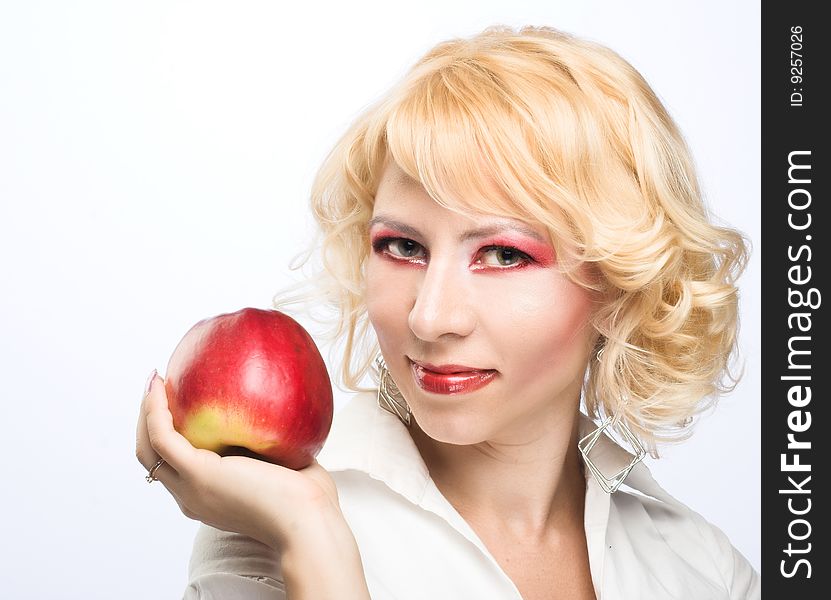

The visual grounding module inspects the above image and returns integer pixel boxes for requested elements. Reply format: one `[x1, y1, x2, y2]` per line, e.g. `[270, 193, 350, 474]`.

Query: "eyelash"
[371, 237, 534, 270]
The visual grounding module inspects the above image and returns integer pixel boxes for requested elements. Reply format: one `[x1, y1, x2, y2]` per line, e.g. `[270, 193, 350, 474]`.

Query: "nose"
[408, 257, 477, 342]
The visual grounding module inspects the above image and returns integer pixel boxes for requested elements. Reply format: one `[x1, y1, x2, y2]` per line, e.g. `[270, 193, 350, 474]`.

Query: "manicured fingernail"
[144, 369, 158, 395]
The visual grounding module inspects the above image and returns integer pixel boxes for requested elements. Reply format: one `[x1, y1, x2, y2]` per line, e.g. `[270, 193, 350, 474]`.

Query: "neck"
[409, 404, 586, 543]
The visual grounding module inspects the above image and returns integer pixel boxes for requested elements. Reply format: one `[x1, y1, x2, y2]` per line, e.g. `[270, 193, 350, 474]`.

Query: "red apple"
[164, 307, 333, 470]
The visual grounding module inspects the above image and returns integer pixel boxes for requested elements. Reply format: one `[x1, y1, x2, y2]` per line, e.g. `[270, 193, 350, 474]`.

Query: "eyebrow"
[367, 215, 547, 243]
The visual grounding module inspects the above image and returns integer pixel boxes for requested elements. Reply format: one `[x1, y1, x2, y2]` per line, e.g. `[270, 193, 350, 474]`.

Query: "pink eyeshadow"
[483, 235, 557, 267]
[369, 228, 407, 243]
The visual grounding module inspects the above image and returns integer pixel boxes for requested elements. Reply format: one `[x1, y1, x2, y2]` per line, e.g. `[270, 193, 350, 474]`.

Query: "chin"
[412, 405, 490, 446]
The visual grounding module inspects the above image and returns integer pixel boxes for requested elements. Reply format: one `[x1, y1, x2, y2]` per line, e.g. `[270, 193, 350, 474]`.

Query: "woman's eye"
[478, 246, 532, 268]
[376, 238, 425, 259]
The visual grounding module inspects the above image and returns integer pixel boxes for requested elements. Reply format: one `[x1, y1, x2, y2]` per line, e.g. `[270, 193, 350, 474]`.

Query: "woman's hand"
[135, 370, 343, 552]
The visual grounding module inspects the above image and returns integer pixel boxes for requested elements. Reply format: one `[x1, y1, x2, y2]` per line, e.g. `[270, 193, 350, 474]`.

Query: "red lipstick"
[410, 360, 497, 395]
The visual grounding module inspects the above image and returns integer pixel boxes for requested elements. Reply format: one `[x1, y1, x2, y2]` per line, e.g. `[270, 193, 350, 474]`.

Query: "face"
[365, 161, 598, 445]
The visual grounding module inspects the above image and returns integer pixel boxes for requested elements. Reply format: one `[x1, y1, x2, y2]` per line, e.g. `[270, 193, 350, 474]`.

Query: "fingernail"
[144, 369, 158, 395]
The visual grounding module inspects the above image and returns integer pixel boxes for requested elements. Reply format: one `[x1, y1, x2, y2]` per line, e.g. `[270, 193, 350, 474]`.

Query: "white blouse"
[184, 390, 760, 599]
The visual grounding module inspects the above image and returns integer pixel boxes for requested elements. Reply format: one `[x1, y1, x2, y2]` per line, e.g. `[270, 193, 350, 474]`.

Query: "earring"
[578, 414, 645, 493]
[374, 354, 412, 427]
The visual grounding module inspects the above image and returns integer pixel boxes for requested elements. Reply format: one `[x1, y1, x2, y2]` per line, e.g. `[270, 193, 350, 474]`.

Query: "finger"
[145, 457, 175, 484]
[136, 370, 161, 470]
[137, 374, 211, 517]
[144, 373, 202, 477]
[147, 460, 198, 519]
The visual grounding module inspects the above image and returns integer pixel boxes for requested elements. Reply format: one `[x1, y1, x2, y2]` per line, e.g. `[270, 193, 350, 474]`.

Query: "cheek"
[499, 279, 595, 377]
[365, 259, 410, 343]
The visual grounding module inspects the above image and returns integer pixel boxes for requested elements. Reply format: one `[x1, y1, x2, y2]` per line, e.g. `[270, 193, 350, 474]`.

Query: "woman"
[136, 25, 759, 599]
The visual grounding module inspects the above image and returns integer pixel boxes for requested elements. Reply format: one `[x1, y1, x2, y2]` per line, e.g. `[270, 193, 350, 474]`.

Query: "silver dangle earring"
[580, 342, 645, 493]
[578, 413, 646, 494]
[374, 354, 412, 427]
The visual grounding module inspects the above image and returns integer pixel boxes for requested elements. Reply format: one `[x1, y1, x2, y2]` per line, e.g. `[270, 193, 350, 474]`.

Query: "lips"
[409, 359, 497, 395]
[409, 359, 490, 374]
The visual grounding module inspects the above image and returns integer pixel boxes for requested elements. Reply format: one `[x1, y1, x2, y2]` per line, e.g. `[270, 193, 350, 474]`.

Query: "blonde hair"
[273, 25, 748, 454]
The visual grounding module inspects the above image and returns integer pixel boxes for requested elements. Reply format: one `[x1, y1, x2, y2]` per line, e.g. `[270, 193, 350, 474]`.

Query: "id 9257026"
[790, 26, 803, 107]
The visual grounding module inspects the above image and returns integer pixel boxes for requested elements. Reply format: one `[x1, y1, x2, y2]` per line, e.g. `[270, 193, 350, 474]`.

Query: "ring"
[146, 458, 166, 483]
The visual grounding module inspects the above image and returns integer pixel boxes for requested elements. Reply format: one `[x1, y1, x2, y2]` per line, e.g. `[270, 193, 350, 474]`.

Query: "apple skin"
[164, 307, 334, 470]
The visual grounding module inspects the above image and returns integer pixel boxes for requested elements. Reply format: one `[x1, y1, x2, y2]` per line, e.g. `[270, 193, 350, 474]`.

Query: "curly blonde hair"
[273, 25, 748, 454]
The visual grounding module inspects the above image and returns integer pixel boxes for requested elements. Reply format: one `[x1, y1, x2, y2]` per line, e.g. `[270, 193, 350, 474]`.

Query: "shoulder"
[317, 389, 431, 502]
[315, 390, 377, 475]
[608, 465, 760, 599]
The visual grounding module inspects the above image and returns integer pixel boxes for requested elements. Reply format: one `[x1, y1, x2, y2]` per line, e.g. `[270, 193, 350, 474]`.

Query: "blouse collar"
[317, 389, 669, 505]
[316, 389, 676, 599]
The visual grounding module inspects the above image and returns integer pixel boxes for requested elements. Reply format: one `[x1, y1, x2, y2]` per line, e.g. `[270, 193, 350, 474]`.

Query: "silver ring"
[146, 458, 166, 483]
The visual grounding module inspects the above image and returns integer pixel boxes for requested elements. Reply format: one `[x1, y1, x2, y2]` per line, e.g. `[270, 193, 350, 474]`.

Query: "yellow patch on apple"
[180, 405, 275, 455]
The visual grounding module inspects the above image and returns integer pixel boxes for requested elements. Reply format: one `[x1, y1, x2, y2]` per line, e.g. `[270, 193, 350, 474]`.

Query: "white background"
[0, 1, 759, 597]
